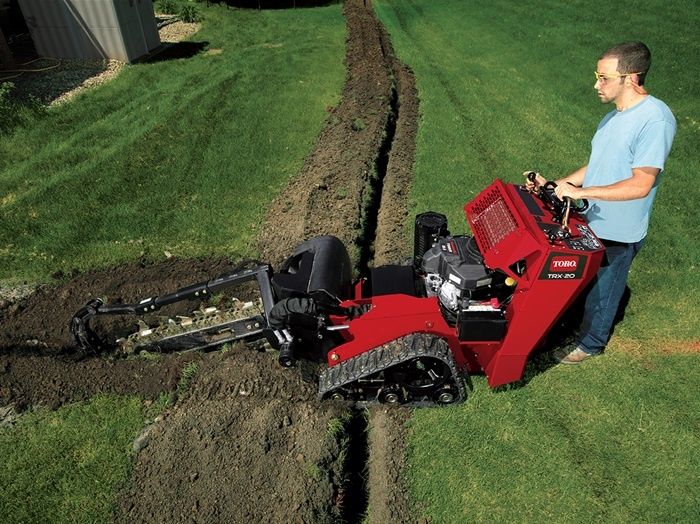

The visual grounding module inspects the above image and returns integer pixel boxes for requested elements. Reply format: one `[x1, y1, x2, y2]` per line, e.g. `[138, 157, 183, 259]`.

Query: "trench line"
[344, 8, 405, 524]
[355, 81, 399, 274]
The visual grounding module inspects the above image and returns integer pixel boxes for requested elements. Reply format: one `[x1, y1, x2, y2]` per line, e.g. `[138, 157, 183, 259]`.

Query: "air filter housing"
[413, 211, 448, 269]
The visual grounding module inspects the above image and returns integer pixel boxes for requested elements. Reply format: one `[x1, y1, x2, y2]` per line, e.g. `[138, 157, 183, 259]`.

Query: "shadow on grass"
[139, 41, 209, 63]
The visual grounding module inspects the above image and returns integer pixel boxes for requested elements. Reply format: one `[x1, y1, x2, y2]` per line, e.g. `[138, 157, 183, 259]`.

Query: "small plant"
[176, 361, 200, 399]
[0, 82, 44, 135]
[144, 392, 171, 419]
[327, 413, 353, 467]
[304, 463, 322, 481]
[0, 82, 14, 133]
[326, 414, 350, 439]
[156, 0, 179, 14]
[0, 81, 13, 109]
[208, 292, 225, 307]
[351, 117, 366, 131]
[179, 2, 201, 23]
[138, 350, 163, 361]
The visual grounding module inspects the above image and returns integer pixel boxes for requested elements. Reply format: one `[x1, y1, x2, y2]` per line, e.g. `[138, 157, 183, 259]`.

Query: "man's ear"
[629, 74, 648, 95]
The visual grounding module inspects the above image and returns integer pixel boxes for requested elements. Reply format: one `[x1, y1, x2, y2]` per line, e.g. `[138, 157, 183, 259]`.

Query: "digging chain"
[117, 299, 266, 353]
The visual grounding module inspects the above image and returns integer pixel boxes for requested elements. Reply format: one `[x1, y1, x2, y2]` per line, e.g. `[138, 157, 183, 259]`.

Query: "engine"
[421, 235, 496, 316]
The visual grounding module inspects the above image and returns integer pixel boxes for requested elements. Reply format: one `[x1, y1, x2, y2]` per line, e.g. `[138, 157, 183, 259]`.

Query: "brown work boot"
[553, 346, 597, 365]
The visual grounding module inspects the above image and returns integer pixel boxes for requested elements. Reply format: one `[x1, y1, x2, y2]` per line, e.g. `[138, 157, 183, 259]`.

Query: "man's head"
[594, 41, 651, 106]
[599, 41, 651, 85]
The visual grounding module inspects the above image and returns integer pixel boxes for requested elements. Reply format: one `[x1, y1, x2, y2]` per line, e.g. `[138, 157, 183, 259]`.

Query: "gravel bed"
[159, 20, 201, 43]
[4, 18, 201, 106]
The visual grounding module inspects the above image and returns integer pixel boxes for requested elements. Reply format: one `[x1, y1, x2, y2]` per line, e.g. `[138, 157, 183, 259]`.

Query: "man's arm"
[554, 165, 587, 188]
[523, 166, 587, 190]
[554, 166, 659, 201]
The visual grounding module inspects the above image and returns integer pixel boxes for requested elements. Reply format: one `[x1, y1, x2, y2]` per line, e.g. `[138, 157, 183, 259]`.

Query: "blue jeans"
[577, 238, 645, 355]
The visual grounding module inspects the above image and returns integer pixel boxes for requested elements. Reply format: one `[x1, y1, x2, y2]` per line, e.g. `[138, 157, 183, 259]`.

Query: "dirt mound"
[114, 348, 350, 523]
[256, 3, 420, 517]
[258, 0, 409, 269]
[0, 352, 200, 411]
[367, 405, 413, 524]
[0, 257, 243, 411]
[0, 256, 244, 353]
[373, 49, 419, 266]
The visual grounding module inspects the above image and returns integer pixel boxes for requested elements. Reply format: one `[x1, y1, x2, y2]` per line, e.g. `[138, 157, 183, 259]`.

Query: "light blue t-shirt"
[583, 95, 676, 243]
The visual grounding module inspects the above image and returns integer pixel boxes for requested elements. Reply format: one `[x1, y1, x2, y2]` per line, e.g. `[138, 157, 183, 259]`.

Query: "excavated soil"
[258, 0, 416, 269]
[1, 1, 419, 522]
[114, 349, 349, 524]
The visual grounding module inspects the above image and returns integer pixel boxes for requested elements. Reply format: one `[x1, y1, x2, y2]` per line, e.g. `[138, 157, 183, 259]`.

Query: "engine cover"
[422, 236, 492, 292]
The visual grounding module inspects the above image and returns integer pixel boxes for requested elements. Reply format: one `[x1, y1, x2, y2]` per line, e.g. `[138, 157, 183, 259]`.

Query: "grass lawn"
[0, 395, 152, 523]
[375, 0, 699, 521]
[0, 2, 345, 283]
[0, 4, 345, 521]
[408, 352, 700, 522]
[2, 1, 698, 522]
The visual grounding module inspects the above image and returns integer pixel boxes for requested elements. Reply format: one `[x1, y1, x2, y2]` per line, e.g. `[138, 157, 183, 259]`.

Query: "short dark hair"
[600, 41, 651, 85]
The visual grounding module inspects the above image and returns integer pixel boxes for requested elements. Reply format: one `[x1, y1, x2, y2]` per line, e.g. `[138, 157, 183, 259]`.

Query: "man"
[528, 41, 676, 364]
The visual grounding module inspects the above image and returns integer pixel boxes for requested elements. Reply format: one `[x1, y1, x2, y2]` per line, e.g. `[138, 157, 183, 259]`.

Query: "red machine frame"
[325, 179, 605, 388]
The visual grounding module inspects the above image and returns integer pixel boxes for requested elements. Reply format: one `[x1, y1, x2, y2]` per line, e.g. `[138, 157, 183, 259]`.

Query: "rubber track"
[318, 334, 466, 407]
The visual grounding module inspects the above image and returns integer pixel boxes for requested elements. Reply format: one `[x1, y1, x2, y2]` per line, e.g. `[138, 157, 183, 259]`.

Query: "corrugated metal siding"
[17, 0, 160, 62]
[136, 0, 160, 50]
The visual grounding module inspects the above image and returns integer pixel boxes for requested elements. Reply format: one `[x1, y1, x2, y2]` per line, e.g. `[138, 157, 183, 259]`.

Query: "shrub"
[179, 3, 201, 22]
[156, 0, 200, 21]
[156, 0, 180, 13]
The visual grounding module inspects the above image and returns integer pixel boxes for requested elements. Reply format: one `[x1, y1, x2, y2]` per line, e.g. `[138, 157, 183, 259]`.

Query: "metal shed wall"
[18, 0, 160, 62]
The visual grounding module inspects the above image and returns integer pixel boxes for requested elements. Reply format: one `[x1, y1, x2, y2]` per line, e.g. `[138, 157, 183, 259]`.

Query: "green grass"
[375, 0, 700, 521]
[176, 360, 200, 399]
[408, 353, 700, 523]
[0, 81, 46, 134]
[0, 395, 146, 523]
[374, 0, 699, 342]
[0, 2, 345, 283]
[3, 1, 699, 522]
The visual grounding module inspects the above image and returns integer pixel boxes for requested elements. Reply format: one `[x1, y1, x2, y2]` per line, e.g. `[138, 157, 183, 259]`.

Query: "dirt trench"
[0, 1, 419, 522]
[258, 0, 417, 270]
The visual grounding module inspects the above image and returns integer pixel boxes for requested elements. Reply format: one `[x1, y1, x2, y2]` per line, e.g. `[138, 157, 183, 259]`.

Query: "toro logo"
[538, 253, 586, 280]
[549, 256, 578, 272]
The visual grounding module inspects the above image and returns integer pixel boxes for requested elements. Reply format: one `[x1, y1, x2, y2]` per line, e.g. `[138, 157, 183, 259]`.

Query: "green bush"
[156, 0, 180, 13]
[156, 0, 200, 22]
[179, 3, 201, 22]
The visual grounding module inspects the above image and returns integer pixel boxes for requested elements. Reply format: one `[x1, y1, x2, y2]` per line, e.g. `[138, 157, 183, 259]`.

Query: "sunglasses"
[594, 71, 642, 82]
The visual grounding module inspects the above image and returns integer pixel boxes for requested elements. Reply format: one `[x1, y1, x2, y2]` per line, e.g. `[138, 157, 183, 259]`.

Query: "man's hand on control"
[522, 170, 547, 190]
[554, 182, 582, 200]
